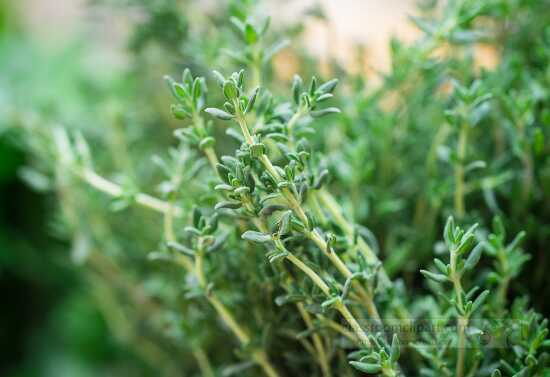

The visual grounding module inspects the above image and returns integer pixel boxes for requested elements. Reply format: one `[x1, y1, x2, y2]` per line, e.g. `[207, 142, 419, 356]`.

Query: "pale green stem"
[335, 300, 371, 348]
[317, 190, 375, 261]
[454, 123, 468, 218]
[192, 112, 220, 170]
[163, 147, 188, 242]
[495, 248, 511, 310]
[234, 109, 382, 319]
[204, 147, 220, 170]
[450, 250, 467, 377]
[192, 349, 215, 377]
[195, 250, 250, 344]
[317, 189, 392, 288]
[252, 350, 280, 377]
[286, 109, 304, 148]
[285, 252, 371, 348]
[309, 229, 381, 322]
[251, 52, 262, 89]
[521, 153, 533, 202]
[195, 115, 329, 369]
[78, 168, 183, 217]
[308, 191, 328, 225]
[318, 316, 358, 344]
[287, 110, 303, 135]
[296, 302, 332, 377]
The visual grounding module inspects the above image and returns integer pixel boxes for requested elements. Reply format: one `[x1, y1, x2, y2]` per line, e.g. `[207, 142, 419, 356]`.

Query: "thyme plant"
[1, 0, 549, 376]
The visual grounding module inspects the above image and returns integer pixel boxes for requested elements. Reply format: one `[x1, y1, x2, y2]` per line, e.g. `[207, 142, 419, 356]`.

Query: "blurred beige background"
[19, 0, 418, 73]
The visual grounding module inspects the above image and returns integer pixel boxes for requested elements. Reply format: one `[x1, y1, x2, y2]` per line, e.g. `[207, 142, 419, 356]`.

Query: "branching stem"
[284, 250, 371, 347]
[194, 110, 335, 374]
[235, 108, 381, 320]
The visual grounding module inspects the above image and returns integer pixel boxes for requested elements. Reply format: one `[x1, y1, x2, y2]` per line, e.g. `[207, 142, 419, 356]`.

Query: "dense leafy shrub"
[1, 0, 549, 376]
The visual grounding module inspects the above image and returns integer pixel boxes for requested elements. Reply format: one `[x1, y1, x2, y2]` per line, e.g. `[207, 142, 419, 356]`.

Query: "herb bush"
[2, 0, 549, 376]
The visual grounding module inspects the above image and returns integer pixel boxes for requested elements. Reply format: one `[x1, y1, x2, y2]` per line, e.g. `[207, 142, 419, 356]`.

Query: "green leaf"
[192, 207, 202, 228]
[172, 83, 188, 100]
[259, 204, 287, 216]
[214, 183, 233, 192]
[183, 226, 201, 237]
[292, 75, 303, 105]
[444, 216, 456, 247]
[326, 233, 336, 254]
[471, 290, 490, 313]
[456, 232, 476, 255]
[237, 69, 244, 87]
[317, 78, 339, 94]
[313, 169, 329, 189]
[223, 80, 239, 100]
[163, 75, 178, 97]
[244, 23, 258, 44]
[18, 167, 50, 192]
[234, 186, 250, 196]
[241, 231, 272, 243]
[192, 77, 202, 104]
[464, 243, 483, 270]
[321, 297, 339, 308]
[506, 231, 526, 253]
[205, 108, 234, 120]
[309, 76, 317, 95]
[465, 286, 480, 301]
[266, 133, 288, 142]
[268, 250, 289, 263]
[466, 326, 484, 336]
[390, 334, 400, 363]
[199, 137, 215, 150]
[420, 269, 448, 283]
[274, 294, 305, 306]
[317, 93, 333, 102]
[171, 104, 190, 120]
[229, 16, 245, 32]
[311, 107, 341, 118]
[341, 277, 353, 299]
[465, 160, 486, 173]
[278, 211, 292, 236]
[166, 241, 195, 256]
[259, 17, 271, 35]
[182, 68, 192, 86]
[223, 101, 235, 114]
[212, 70, 225, 87]
[434, 258, 448, 274]
[450, 29, 486, 44]
[409, 16, 436, 35]
[349, 361, 382, 374]
[214, 201, 242, 210]
[492, 216, 505, 238]
[245, 87, 260, 114]
[216, 164, 231, 183]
